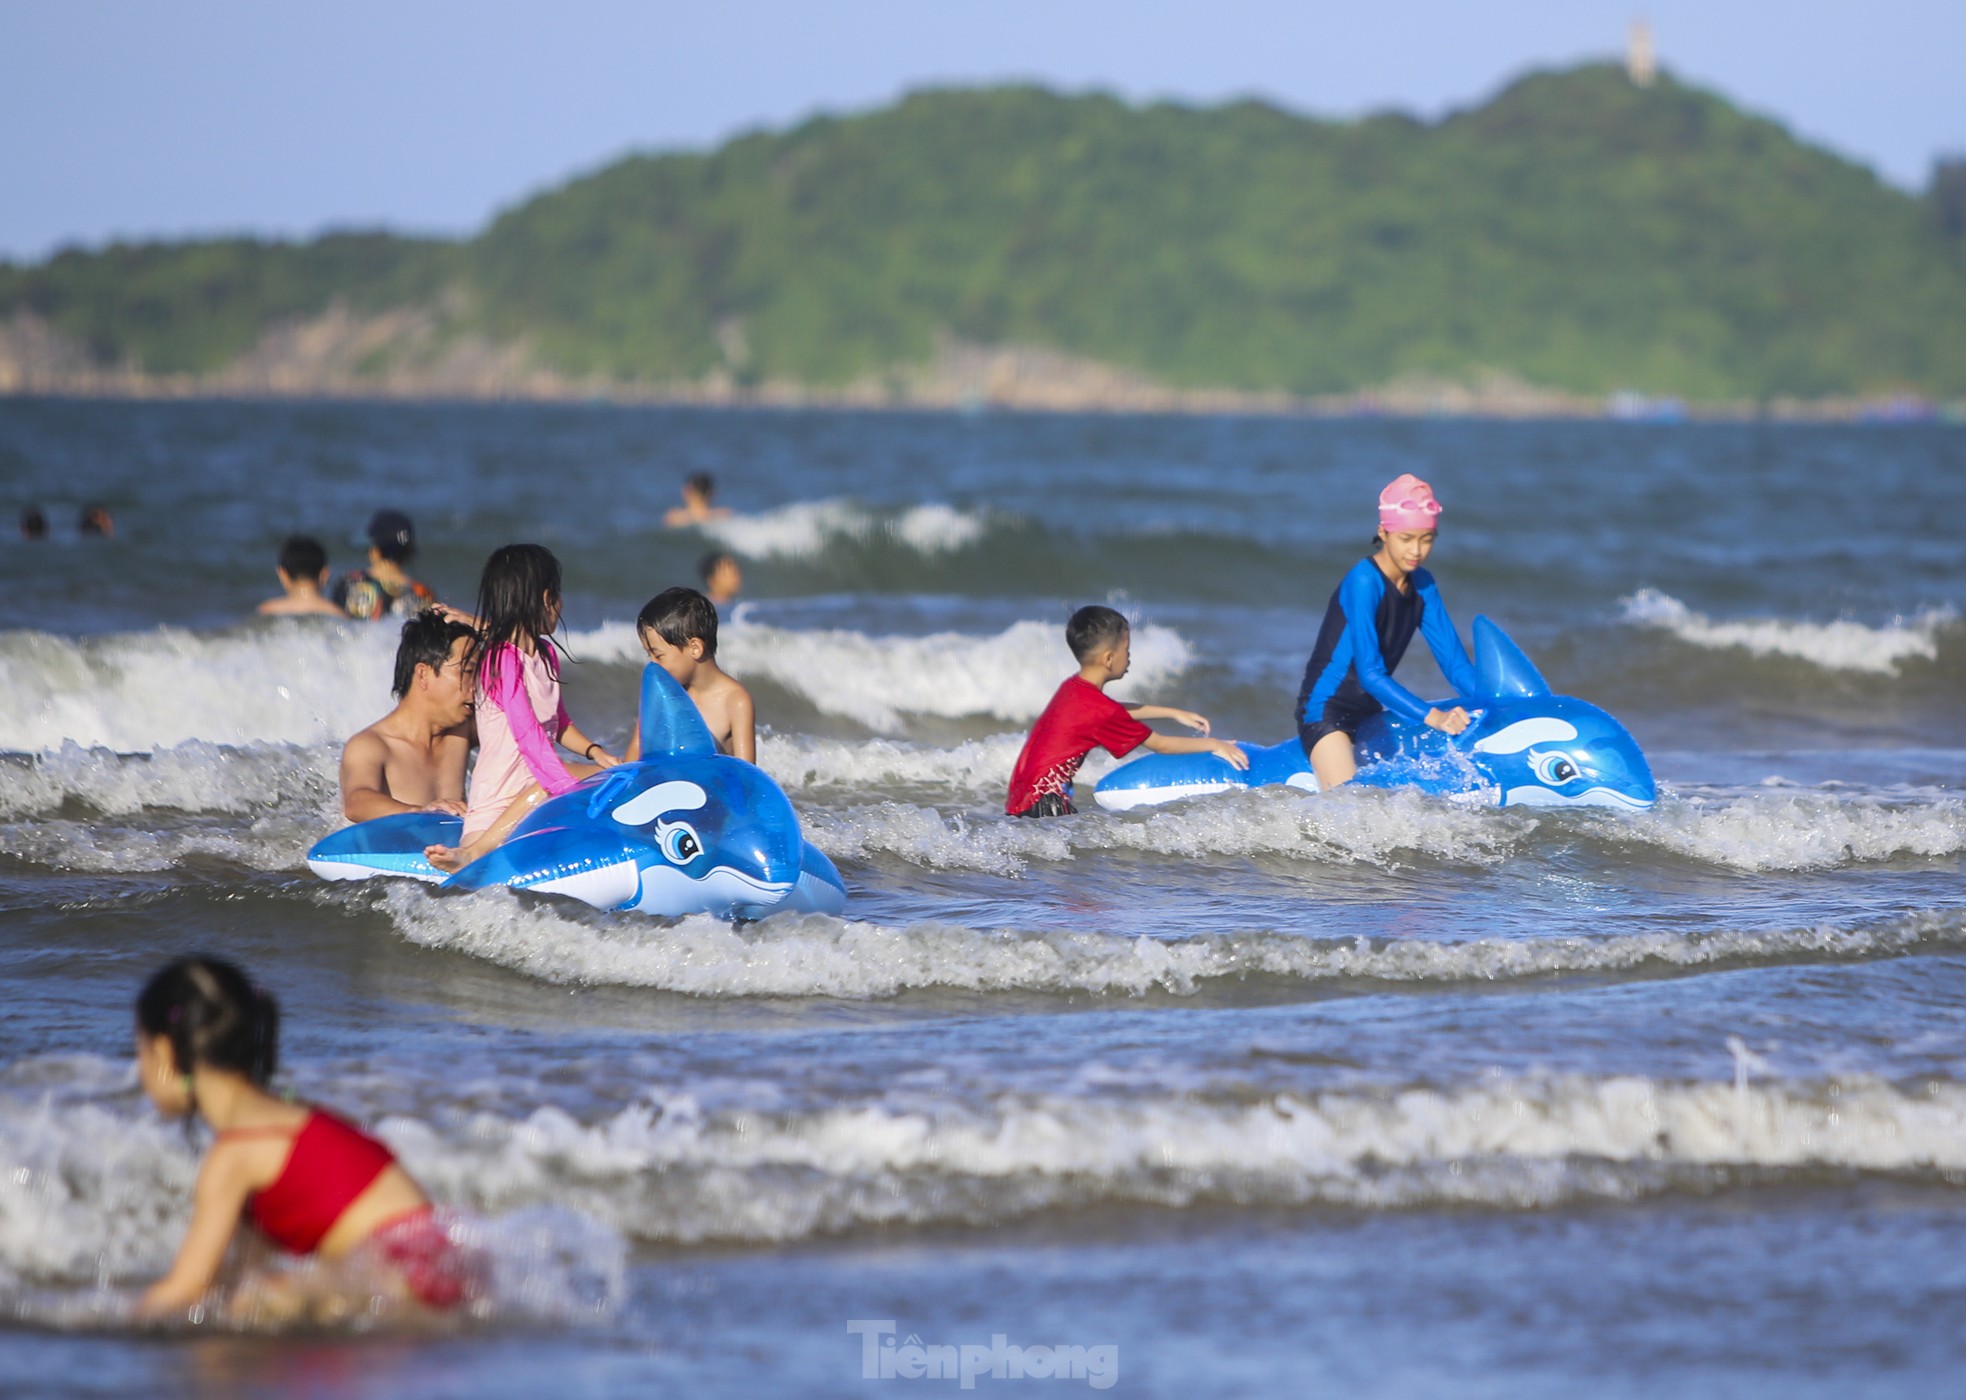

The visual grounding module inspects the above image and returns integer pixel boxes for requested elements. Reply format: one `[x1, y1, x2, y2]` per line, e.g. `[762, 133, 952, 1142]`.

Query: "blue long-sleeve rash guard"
[1296, 558, 1481, 727]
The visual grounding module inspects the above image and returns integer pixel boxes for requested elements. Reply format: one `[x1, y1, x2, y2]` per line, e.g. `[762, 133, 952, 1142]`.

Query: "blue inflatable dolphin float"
[308, 664, 848, 919]
[1094, 617, 1655, 812]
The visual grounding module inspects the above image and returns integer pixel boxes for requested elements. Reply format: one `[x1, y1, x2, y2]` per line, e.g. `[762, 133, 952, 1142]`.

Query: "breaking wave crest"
[0, 624, 397, 755]
[7, 1056, 1962, 1266]
[805, 787, 1526, 875]
[1619, 588, 1955, 675]
[369, 886, 1966, 999]
[696, 498, 992, 559]
[570, 618, 1192, 732]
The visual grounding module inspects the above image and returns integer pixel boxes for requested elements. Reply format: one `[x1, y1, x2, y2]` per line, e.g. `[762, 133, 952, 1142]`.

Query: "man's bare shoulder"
[341, 720, 394, 765]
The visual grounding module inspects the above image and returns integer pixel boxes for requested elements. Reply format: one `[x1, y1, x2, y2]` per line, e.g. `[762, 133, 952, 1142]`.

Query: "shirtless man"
[338, 611, 476, 822]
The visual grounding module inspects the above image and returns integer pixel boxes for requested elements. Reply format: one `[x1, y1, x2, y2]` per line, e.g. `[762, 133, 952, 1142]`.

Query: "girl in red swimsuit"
[134, 956, 475, 1318]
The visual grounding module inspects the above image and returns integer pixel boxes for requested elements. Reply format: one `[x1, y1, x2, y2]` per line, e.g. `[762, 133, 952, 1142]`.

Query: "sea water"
[1, 400, 1963, 1397]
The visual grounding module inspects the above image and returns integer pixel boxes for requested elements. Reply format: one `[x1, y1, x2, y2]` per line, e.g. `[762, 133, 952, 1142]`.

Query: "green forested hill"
[6, 65, 1965, 399]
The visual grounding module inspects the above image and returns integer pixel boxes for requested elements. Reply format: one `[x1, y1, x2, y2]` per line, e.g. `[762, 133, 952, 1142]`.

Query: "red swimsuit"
[224, 1109, 471, 1308]
[244, 1111, 395, 1253]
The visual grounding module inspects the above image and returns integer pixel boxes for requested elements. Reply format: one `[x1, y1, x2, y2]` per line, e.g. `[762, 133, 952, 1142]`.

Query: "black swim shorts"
[1297, 699, 1379, 761]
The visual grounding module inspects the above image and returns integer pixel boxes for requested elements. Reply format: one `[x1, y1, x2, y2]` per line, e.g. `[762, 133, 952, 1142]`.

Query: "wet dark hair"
[278, 534, 329, 580]
[465, 544, 564, 692]
[696, 551, 735, 586]
[136, 956, 280, 1100]
[637, 586, 718, 660]
[19, 507, 48, 540]
[1066, 605, 1130, 663]
[685, 472, 714, 500]
[392, 609, 475, 699]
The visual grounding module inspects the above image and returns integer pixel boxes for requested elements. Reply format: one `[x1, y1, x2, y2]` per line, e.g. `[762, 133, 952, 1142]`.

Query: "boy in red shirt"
[1006, 606, 1248, 817]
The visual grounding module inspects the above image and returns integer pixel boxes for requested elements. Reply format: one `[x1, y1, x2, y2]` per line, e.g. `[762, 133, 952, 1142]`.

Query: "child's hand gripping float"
[1094, 618, 1655, 811]
[308, 664, 847, 919]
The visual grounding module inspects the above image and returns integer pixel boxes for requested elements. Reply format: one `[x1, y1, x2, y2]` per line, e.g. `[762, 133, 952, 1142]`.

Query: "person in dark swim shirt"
[1295, 474, 1481, 790]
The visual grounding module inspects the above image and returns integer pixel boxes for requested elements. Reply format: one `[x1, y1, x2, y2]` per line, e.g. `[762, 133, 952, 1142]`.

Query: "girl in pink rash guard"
[425, 544, 618, 872]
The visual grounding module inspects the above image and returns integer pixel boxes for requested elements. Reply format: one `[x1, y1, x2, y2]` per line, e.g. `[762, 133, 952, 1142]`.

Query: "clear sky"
[3, 0, 1961, 262]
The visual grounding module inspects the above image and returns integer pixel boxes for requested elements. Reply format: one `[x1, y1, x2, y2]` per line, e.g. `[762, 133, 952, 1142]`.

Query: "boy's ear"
[316, 569, 331, 587]
[688, 637, 706, 659]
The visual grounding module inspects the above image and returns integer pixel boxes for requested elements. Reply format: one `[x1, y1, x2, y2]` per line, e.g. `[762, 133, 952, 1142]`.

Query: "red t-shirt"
[1005, 677, 1153, 814]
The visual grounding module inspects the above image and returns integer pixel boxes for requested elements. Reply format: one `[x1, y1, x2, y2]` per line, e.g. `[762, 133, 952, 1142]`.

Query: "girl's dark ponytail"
[136, 956, 281, 1093]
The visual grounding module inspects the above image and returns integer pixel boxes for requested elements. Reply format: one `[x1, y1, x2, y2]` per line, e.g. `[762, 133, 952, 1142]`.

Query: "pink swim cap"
[1378, 474, 1442, 533]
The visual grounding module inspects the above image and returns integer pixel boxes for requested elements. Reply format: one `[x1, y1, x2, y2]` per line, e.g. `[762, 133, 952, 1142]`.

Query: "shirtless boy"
[257, 536, 346, 617]
[626, 587, 756, 762]
[338, 611, 476, 821]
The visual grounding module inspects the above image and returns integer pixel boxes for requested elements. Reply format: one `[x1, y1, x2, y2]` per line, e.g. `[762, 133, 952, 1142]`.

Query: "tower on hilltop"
[1626, 17, 1657, 87]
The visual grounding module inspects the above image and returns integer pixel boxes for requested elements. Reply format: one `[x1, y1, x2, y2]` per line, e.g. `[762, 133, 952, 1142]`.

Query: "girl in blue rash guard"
[1295, 474, 1481, 789]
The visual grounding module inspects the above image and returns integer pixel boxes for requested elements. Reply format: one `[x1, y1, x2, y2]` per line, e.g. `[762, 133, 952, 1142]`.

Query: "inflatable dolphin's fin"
[639, 662, 718, 756]
[1472, 615, 1552, 699]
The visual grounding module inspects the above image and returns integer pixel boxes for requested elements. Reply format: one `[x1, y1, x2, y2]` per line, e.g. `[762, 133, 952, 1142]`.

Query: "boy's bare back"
[685, 662, 756, 763]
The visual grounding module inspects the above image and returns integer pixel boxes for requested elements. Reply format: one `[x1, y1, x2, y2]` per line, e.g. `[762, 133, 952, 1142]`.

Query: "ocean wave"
[760, 732, 1025, 799]
[1603, 789, 1966, 872]
[0, 623, 398, 755]
[0, 814, 322, 875]
[697, 498, 992, 559]
[9, 1059, 1959, 1261]
[0, 741, 338, 819]
[1618, 588, 1955, 675]
[803, 786, 1525, 875]
[0, 611, 1185, 753]
[401, 1072, 1966, 1242]
[568, 618, 1192, 732]
[370, 885, 1965, 999]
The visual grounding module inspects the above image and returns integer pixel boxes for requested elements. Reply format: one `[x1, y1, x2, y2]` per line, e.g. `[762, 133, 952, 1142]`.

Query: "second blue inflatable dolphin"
[1093, 617, 1655, 812]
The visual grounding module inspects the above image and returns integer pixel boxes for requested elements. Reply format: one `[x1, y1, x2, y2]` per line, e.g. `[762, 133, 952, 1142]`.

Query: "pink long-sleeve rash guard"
[462, 642, 575, 840]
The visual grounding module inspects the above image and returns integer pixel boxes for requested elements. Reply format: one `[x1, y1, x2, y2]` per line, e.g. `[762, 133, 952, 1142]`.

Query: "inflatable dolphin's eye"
[1531, 752, 1580, 786]
[657, 822, 702, 865]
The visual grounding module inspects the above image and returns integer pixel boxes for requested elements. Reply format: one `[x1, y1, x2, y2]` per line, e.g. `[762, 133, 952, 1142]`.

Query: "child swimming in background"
[426, 544, 619, 873]
[1294, 474, 1480, 790]
[255, 535, 346, 617]
[625, 587, 756, 763]
[1006, 605, 1247, 818]
[134, 956, 475, 1318]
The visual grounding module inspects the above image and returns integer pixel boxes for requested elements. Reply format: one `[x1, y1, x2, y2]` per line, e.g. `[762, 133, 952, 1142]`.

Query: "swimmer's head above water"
[135, 955, 279, 1121]
[1378, 473, 1442, 533]
[1374, 474, 1442, 576]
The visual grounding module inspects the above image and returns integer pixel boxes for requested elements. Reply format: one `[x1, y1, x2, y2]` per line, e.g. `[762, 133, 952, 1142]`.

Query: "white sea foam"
[759, 732, 1026, 798]
[1619, 588, 1955, 674]
[18, 1063, 1961, 1259]
[0, 741, 338, 819]
[568, 618, 1193, 731]
[0, 623, 398, 755]
[1607, 790, 1966, 872]
[697, 498, 991, 559]
[370, 884, 1964, 999]
[803, 787, 1527, 876]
